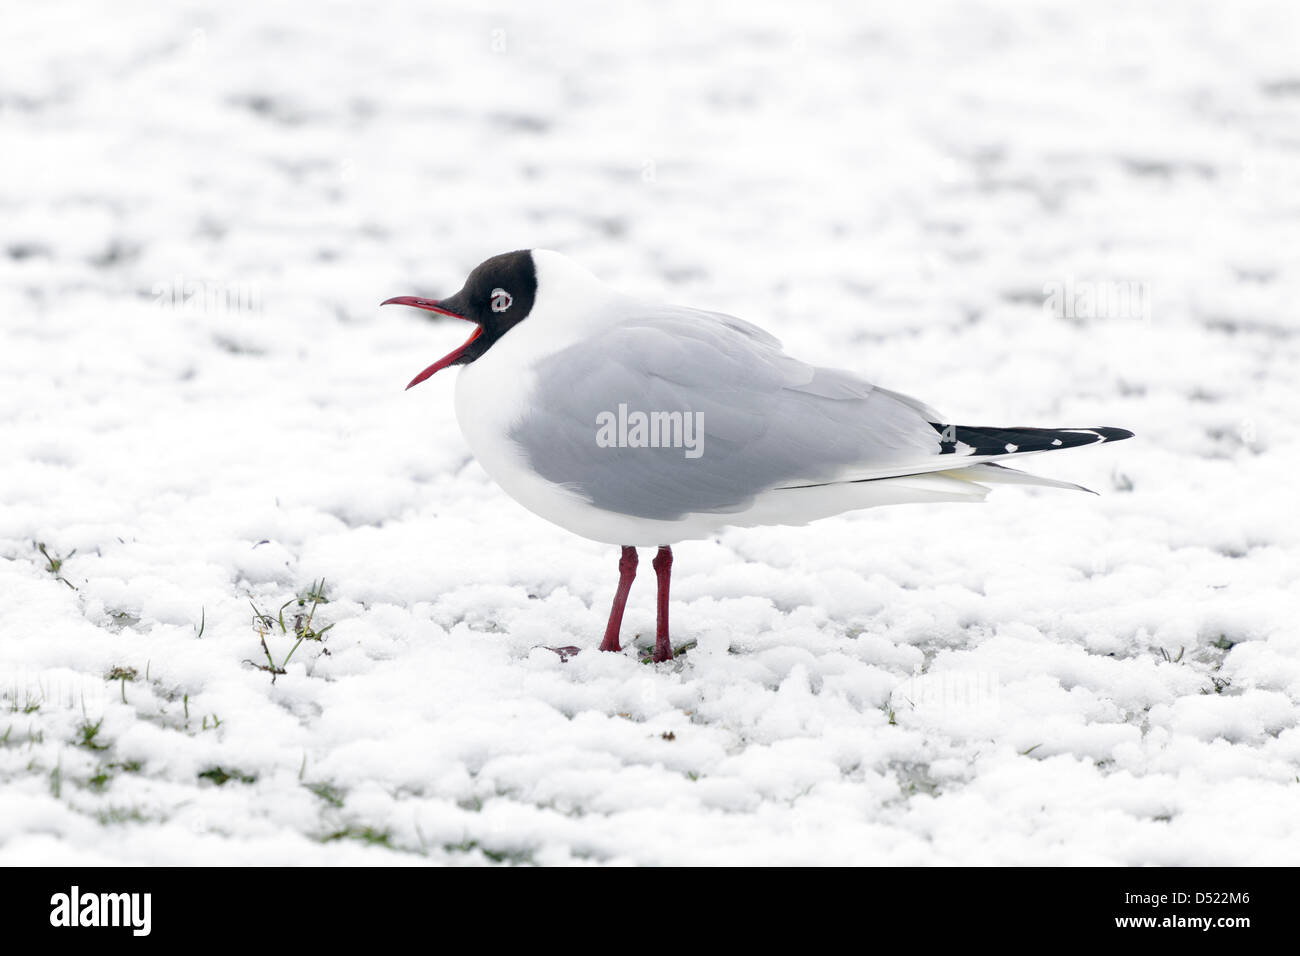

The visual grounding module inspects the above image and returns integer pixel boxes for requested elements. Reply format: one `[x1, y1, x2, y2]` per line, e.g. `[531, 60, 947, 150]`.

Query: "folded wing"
[509, 305, 1130, 521]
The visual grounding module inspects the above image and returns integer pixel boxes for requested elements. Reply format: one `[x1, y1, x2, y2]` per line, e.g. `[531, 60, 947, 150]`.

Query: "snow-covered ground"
[2, 0, 1299, 865]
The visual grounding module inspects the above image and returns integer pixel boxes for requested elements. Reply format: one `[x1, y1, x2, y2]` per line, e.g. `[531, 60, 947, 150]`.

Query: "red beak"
[381, 296, 482, 390]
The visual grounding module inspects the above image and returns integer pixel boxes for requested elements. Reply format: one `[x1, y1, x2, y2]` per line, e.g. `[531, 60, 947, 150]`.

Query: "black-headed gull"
[384, 251, 1133, 662]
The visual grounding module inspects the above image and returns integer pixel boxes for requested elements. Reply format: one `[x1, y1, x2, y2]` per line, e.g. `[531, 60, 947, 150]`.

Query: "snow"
[2, 0, 1299, 865]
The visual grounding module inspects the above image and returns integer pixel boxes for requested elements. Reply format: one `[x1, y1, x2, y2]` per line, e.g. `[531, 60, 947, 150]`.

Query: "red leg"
[599, 546, 638, 652]
[652, 545, 673, 662]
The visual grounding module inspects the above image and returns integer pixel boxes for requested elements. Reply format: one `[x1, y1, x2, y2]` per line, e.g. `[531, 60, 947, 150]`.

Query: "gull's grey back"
[508, 304, 945, 521]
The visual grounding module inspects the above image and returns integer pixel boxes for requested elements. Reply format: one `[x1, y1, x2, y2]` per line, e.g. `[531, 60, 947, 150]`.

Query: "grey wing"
[508, 305, 947, 521]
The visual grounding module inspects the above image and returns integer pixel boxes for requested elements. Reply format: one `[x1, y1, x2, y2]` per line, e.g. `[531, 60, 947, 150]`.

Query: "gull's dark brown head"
[383, 250, 538, 389]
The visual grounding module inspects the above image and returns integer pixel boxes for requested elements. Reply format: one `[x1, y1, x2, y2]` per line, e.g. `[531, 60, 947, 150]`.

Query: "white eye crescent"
[490, 288, 512, 312]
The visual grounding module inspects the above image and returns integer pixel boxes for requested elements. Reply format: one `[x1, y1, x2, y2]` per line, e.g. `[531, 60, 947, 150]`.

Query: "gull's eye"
[490, 288, 512, 313]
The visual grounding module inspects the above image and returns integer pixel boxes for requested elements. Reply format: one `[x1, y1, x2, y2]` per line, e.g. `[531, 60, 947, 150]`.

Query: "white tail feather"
[940, 462, 1096, 494]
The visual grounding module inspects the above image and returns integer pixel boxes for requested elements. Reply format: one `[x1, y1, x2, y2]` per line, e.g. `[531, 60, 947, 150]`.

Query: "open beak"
[381, 296, 482, 390]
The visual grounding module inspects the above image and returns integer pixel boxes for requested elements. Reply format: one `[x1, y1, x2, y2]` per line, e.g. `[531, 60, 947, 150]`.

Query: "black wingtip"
[930, 423, 1135, 457]
[1094, 426, 1135, 442]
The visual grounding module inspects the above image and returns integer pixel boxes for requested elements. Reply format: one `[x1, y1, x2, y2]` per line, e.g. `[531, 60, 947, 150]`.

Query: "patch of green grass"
[97, 806, 153, 826]
[1203, 676, 1232, 695]
[639, 639, 697, 664]
[198, 766, 256, 786]
[86, 758, 143, 792]
[244, 578, 336, 683]
[483, 846, 531, 864]
[301, 578, 330, 607]
[6, 691, 41, 715]
[894, 761, 941, 797]
[36, 541, 77, 590]
[323, 825, 391, 847]
[106, 665, 139, 704]
[76, 718, 109, 751]
[305, 781, 345, 808]
[442, 839, 535, 865]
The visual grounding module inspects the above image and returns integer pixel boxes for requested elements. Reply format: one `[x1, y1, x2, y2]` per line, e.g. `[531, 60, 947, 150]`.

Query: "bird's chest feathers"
[454, 345, 535, 464]
[454, 312, 584, 485]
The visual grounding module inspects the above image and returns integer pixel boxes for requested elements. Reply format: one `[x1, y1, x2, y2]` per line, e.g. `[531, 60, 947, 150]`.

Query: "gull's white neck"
[451, 251, 630, 517]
